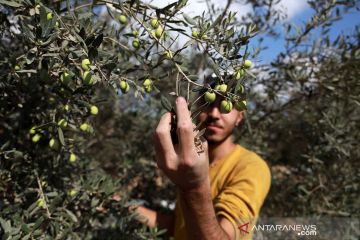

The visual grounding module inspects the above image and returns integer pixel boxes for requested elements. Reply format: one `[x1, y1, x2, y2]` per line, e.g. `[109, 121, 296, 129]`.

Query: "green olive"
[119, 15, 127, 24]
[81, 59, 91, 71]
[132, 29, 138, 37]
[143, 79, 152, 87]
[215, 84, 227, 93]
[192, 30, 199, 38]
[163, 50, 171, 59]
[32, 134, 42, 143]
[47, 12, 53, 20]
[29, 126, 37, 135]
[90, 105, 98, 115]
[69, 153, 77, 162]
[235, 69, 244, 80]
[204, 91, 216, 103]
[37, 198, 45, 208]
[60, 72, 71, 84]
[119, 80, 130, 93]
[150, 18, 159, 29]
[234, 100, 247, 111]
[82, 71, 94, 85]
[236, 84, 245, 94]
[68, 189, 77, 197]
[49, 138, 59, 150]
[220, 100, 233, 113]
[80, 123, 90, 132]
[143, 79, 153, 92]
[243, 59, 252, 69]
[64, 104, 70, 112]
[155, 26, 163, 38]
[132, 39, 140, 49]
[58, 119, 68, 128]
[144, 85, 152, 93]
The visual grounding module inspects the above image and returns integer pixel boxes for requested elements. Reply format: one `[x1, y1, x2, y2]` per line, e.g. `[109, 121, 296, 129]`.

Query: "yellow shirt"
[173, 145, 271, 240]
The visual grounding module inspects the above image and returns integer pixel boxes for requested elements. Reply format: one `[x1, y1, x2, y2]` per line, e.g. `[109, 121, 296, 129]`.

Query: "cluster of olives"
[29, 102, 98, 162]
[203, 60, 252, 113]
[36, 53, 153, 160]
[119, 78, 153, 94]
[33, 19, 157, 159]
[46, 11, 59, 27]
[25, 5, 254, 172]
[29, 57, 102, 162]
[118, 13, 165, 50]
[191, 29, 209, 40]
[59, 58, 95, 86]
[116, 14, 161, 94]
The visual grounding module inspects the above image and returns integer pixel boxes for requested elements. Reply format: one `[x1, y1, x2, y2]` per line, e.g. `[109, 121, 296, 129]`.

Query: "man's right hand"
[154, 97, 209, 190]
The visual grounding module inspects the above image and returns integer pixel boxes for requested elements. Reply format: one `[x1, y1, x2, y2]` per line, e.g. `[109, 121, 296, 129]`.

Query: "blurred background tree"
[1, 0, 359, 239]
[238, 0, 360, 218]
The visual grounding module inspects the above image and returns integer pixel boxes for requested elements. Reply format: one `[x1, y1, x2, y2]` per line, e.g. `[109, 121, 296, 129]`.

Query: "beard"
[205, 129, 233, 146]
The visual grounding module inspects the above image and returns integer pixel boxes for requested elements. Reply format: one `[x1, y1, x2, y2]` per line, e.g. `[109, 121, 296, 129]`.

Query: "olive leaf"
[58, 128, 65, 146]
[183, 13, 196, 25]
[195, 128, 206, 138]
[92, 33, 104, 48]
[0, 0, 23, 7]
[161, 95, 173, 112]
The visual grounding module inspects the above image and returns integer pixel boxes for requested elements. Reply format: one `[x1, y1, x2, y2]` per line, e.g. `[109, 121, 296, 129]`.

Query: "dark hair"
[197, 73, 219, 95]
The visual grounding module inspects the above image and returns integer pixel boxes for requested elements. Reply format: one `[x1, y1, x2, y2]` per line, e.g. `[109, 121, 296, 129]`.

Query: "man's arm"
[134, 187, 236, 240]
[134, 206, 175, 236]
[154, 97, 236, 240]
[179, 179, 235, 240]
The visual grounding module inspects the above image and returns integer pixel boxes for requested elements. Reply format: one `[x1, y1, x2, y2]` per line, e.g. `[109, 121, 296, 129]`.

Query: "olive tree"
[0, 0, 257, 238]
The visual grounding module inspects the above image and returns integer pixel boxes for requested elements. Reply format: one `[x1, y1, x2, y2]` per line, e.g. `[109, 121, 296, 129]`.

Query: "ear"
[235, 111, 245, 126]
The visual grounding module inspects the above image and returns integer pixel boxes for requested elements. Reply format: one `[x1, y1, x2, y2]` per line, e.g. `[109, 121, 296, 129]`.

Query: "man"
[135, 93, 271, 240]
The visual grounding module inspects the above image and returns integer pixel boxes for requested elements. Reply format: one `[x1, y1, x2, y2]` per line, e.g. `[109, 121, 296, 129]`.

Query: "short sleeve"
[213, 154, 271, 239]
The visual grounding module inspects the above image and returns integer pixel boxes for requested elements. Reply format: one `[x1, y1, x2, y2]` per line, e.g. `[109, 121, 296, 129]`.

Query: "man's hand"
[154, 97, 235, 240]
[154, 97, 209, 190]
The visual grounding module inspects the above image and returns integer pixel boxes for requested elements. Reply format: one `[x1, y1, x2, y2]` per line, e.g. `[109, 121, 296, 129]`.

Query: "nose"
[207, 102, 221, 119]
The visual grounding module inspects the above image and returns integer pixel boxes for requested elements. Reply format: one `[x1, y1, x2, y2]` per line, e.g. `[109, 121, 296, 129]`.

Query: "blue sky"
[104, 0, 359, 64]
[147, 0, 359, 63]
[256, 4, 360, 63]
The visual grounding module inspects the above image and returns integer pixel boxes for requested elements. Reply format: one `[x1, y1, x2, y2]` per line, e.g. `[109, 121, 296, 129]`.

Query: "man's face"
[198, 97, 244, 144]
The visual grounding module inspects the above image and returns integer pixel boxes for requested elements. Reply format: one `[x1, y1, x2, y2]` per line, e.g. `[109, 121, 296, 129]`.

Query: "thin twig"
[104, 36, 131, 51]
[191, 92, 206, 108]
[209, 0, 233, 30]
[128, 11, 204, 88]
[187, 81, 190, 102]
[191, 102, 209, 120]
[35, 172, 51, 218]
[176, 72, 180, 96]
[244, 111, 252, 135]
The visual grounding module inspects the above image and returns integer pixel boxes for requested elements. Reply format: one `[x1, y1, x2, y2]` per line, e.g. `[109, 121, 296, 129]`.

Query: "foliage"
[237, 0, 360, 217]
[0, 0, 257, 239]
[1, 0, 359, 239]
